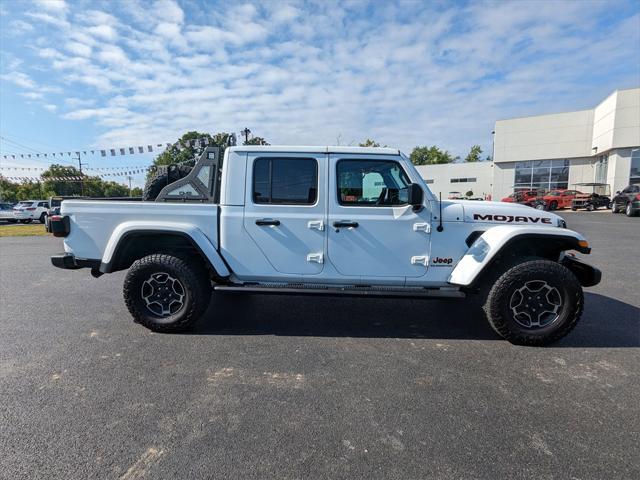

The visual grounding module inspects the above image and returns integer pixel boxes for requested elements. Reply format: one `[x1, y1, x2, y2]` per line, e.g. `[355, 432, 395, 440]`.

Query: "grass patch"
[0, 223, 49, 237]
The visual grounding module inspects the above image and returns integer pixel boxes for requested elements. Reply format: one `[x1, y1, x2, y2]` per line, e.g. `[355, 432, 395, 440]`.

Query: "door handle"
[333, 221, 359, 228]
[256, 219, 280, 226]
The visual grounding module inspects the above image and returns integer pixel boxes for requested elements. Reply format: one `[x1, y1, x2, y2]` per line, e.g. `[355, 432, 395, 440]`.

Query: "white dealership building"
[417, 88, 640, 200]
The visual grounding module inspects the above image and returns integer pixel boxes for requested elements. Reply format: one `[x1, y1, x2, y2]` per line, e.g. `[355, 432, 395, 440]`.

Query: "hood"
[443, 200, 564, 227]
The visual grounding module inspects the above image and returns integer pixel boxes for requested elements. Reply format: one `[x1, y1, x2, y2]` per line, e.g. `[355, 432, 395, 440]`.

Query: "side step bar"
[214, 285, 465, 299]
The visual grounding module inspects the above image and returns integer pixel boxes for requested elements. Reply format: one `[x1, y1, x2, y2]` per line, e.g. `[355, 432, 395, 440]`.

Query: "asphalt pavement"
[0, 211, 638, 479]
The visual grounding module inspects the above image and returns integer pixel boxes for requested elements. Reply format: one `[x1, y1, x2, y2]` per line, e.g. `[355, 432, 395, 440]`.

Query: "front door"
[327, 155, 431, 278]
[243, 153, 326, 276]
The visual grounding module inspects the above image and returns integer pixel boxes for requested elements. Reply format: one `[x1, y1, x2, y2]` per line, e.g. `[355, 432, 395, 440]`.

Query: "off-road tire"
[123, 254, 211, 332]
[142, 164, 193, 201]
[483, 259, 583, 346]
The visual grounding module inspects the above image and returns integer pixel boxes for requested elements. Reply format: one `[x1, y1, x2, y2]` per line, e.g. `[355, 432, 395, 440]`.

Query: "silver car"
[0, 203, 17, 223]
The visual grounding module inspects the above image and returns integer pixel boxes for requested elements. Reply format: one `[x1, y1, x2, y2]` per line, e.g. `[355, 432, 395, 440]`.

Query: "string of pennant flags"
[0, 165, 150, 172]
[1, 136, 220, 160]
[0, 168, 153, 182]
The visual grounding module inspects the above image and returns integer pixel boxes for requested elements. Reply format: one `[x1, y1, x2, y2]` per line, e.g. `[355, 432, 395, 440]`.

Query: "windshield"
[547, 191, 561, 196]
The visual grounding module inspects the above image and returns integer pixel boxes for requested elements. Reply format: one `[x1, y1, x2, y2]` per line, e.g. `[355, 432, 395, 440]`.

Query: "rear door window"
[253, 158, 318, 205]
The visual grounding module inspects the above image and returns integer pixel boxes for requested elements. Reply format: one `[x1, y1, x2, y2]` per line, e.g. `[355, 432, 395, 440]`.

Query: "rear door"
[327, 155, 431, 278]
[243, 153, 327, 275]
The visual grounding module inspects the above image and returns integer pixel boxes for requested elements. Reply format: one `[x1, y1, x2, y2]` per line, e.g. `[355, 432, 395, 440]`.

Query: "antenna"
[436, 192, 444, 232]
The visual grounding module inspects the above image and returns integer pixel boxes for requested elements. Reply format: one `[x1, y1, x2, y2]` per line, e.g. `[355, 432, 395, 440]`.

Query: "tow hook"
[91, 267, 103, 278]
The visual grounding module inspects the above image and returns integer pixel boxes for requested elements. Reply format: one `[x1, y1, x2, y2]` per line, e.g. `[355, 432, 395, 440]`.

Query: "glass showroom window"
[594, 154, 608, 184]
[514, 159, 569, 190]
[630, 149, 640, 184]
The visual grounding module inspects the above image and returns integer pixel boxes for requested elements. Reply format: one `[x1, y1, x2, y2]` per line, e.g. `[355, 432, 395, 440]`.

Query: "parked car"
[501, 188, 547, 208]
[49, 145, 601, 346]
[570, 183, 611, 211]
[0, 202, 17, 223]
[501, 190, 537, 204]
[611, 184, 640, 217]
[539, 190, 583, 210]
[13, 200, 49, 223]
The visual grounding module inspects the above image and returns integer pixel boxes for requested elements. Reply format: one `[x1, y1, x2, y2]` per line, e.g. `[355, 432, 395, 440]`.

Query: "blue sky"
[1, 0, 639, 186]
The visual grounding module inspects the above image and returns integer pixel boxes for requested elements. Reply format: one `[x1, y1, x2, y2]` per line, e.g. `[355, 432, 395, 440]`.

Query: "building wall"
[415, 162, 493, 199]
[592, 90, 618, 154]
[566, 157, 595, 188]
[492, 162, 516, 201]
[612, 89, 640, 149]
[494, 109, 594, 163]
[608, 148, 634, 194]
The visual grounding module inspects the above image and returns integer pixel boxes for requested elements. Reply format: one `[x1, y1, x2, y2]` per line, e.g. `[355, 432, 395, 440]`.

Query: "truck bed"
[61, 200, 219, 261]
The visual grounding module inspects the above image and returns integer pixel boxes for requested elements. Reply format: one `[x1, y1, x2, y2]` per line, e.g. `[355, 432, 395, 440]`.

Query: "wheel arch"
[448, 226, 589, 288]
[100, 224, 230, 279]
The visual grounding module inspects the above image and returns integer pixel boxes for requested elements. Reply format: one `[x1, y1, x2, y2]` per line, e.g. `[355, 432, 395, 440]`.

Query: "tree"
[152, 131, 215, 169]
[131, 186, 143, 197]
[41, 164, 83, 197]
[359, 139, 381, 147]
[465, 190, 474, 197]
[0, 177, 19, 202]
[465, 145, 483, 163]
[409, 145, 455, 165]
[244, 136, 270, 145]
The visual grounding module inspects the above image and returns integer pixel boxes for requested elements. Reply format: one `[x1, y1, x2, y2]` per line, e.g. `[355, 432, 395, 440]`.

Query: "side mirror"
[407, 183, 423, 209]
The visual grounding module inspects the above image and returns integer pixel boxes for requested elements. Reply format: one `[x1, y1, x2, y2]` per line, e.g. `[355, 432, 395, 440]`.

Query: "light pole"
[76, 152, 86, 196]
[241, 128, 251, 144]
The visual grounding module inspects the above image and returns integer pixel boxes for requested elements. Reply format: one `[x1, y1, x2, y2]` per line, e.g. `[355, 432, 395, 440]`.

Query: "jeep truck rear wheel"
[123, 254, 211, 332]
[483, 259, 583, 346]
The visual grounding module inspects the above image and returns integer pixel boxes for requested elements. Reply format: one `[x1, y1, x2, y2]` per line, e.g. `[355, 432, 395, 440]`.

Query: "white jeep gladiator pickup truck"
[49, 145, 601, 345]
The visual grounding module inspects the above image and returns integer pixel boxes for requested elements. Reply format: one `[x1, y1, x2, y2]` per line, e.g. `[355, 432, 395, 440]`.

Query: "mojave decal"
[472, 213, 553, 224]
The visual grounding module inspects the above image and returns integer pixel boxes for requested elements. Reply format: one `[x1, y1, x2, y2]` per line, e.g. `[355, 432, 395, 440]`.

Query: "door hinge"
[307, 220, 325, 231]
[411, 255, 429, 266]
[307, 253, 324, 264]
[413, 222, 431, 233]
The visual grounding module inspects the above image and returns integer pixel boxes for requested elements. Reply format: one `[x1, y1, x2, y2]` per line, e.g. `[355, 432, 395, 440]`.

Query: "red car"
[501, 190, 540, 204]
[539, 190, 582, 210]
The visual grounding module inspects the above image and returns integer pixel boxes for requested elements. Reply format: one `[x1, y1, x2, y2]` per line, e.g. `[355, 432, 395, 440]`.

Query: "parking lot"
[0, 211, 637, 479]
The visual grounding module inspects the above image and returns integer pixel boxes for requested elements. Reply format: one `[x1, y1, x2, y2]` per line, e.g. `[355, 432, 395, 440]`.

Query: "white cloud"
[9, 19, 33, 35]
[97, 45, 129, 66]
[34, 0, 68, 13]
[153, 0, 184, 24]
[43, 104, 58, 112]
[21, 91, 44, 100]
[65, 42, 92, 57]
[1, 71, 37, 89]
[86, 24, 117, 41]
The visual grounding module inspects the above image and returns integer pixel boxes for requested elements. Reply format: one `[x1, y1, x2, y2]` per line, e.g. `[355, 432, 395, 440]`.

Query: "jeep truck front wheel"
[483, 260, 583, 346]
[123, 254, 211, 332]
